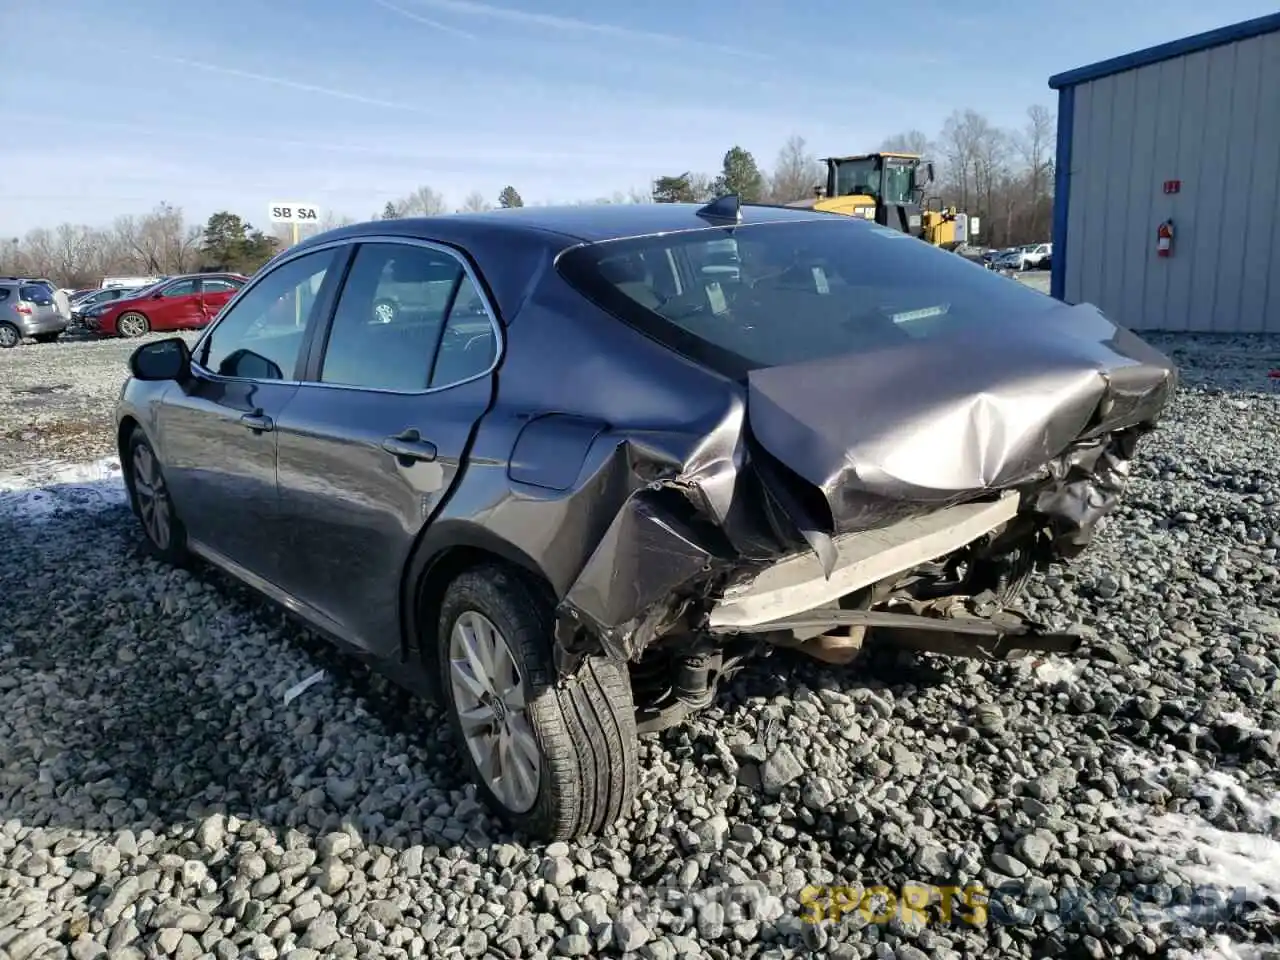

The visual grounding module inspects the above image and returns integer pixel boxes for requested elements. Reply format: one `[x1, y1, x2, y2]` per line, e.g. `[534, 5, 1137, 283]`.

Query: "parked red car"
[86, 273, 247, 338]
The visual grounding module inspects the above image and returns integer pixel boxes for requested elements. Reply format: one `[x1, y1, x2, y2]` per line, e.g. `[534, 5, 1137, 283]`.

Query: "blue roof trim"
[1050, 86, 1074, 302]
[1048, 12, 1280, 89]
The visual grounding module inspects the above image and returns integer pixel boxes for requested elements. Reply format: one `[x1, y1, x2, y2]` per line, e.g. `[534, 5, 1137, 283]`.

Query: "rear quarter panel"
[427, 270, 744, 597]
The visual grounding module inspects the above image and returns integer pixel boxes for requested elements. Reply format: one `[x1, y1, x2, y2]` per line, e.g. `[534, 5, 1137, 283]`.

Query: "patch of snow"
[0, 456, 126, 522]
[1032, 658, 1084, 685]
[1220, 710, 1262, 733]
[1185, 935, 1275, 960]
[1106, 745, 1280, 949]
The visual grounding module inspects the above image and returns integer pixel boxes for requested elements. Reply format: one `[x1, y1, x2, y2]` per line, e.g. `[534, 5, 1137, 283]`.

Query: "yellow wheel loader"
[786, 152, 978, 250]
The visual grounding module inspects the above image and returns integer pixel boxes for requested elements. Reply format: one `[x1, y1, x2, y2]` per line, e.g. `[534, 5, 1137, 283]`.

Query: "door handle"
[240, 410, 274, 433]
[381, 428, 438, 463]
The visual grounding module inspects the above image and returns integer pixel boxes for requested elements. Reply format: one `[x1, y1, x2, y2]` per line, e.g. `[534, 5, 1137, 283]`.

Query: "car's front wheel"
[117, 312, 150, 338]
[437, 565, 639, 841]
[126, 431, 188, 564]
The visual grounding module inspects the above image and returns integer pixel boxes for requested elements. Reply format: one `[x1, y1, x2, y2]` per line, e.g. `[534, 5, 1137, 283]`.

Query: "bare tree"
[395, 186, 448, 217]
[1016, 105, 1056, 240]
[768, 135, 823, 204]
[459, 191, 492, 213]
[880, 130, 933, 156]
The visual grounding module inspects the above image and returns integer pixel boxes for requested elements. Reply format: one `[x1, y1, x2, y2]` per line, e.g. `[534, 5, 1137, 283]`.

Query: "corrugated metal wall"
[1063, 30, 1280, 332]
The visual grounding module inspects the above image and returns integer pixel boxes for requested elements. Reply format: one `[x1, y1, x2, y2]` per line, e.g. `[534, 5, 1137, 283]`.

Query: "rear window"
[19, 284, 53, 304]
[556, 218, 1060, 379]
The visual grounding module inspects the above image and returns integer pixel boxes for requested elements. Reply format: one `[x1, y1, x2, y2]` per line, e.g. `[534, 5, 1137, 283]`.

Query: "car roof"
[302, 202, 839, 248]
[157, 272, 245, 282]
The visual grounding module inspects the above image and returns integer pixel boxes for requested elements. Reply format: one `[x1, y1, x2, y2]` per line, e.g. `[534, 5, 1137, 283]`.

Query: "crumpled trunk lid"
[745, 302, 1176, 535]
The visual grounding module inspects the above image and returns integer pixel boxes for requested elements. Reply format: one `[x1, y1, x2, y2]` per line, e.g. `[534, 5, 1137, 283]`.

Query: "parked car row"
[991, 242, 1052, 272]
[0, 272, 248, 348]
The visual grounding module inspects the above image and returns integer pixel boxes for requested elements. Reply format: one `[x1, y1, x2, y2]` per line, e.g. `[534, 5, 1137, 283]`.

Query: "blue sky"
[3, 0, 1278, 233]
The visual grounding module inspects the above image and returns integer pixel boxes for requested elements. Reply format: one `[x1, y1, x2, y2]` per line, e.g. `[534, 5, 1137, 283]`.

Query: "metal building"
[1048, 13, 1280, 332]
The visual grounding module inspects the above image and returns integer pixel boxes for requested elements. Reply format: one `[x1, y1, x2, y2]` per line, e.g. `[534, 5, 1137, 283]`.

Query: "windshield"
[831, 159, 879, 199]
[556, 219, 1062, 380]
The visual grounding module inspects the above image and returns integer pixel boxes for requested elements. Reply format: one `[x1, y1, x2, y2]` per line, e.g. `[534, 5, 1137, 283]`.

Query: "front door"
[156, 248, 343, 581]
[273, 239, 500, 657]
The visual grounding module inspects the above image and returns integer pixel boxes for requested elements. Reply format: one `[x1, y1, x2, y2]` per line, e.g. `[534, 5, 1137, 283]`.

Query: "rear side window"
[318, 242, 493, 392]
[161, 280, 197, 297]
[19, 284, 52, 303]
[556, 219, 1060, 379]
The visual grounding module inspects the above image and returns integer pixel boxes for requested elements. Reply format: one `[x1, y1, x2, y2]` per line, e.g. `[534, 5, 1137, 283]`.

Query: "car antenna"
[696, 195, 742, 225]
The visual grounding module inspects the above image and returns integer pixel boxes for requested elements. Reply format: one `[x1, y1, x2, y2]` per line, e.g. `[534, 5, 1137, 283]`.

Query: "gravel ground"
[2, 330, 1280, 960]
[0, 332, 201, 472]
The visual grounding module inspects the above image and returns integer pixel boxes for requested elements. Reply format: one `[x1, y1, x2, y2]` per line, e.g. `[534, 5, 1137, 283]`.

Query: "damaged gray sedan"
[114, 198, 1177, 840]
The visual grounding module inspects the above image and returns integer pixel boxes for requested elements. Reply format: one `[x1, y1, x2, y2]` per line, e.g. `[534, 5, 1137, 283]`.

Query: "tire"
[126, 430, 188, 564]
[117, 312, 150, 338]
[0, 323, 19, 349]
[33, 332, 61, 344]
[436, 564, 638, 840]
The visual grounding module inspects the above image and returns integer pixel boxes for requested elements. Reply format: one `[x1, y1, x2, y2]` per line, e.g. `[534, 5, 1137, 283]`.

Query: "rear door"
[197, 276, 244, 326]
[272, 238, 500, 657]
[156, 248, 346, 582]
[148, 278, 202, 330]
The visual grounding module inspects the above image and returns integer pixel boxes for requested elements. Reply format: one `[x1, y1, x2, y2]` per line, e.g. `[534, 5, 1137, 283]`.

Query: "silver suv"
[0, 278, 69, 348]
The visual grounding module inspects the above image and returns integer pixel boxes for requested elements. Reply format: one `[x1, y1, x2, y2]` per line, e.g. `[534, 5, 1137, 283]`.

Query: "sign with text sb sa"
[269, 202, 321, 224]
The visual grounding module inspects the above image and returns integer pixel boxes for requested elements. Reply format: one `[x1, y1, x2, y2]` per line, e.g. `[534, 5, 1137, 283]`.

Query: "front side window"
[319, 242, 491, 392]
[162, 280, 197, 298]
[199, 249, 337, 381]
[557, 219, 1061, 380]
[832, 159, 878, 198]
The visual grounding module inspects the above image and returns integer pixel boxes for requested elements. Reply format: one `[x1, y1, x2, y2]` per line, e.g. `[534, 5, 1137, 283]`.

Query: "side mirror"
[129, 337, 190, 382]
[151, 292, 164, 299]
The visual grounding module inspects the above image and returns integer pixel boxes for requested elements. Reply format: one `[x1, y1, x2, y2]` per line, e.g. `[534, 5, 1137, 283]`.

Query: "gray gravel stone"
[2, 330, 1279, 960]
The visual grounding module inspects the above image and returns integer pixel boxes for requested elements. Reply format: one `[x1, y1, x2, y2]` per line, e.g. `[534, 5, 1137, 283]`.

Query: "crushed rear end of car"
[543, 216, 1177, 731]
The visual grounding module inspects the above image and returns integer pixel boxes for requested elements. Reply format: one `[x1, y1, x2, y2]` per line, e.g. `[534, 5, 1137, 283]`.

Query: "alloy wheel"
[0, 324, 18, 348]
[132, 443, 172, 550]
[118, 313, 148, 338]
[448, 610, 541, 813]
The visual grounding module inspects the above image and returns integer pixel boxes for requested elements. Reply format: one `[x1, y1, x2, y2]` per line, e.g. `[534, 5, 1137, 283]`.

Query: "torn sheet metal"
[745, 303, 1175, 533]
[553, 301, 1176, 666]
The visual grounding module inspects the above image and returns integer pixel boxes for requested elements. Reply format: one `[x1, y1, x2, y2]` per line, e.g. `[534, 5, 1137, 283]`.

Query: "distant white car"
[101, 275, 162, 289]
[994, 243, 1052, 272]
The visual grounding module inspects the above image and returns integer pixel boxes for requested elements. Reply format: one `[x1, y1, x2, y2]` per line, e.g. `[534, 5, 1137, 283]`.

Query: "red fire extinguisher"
[1157, 219, 1174, 257]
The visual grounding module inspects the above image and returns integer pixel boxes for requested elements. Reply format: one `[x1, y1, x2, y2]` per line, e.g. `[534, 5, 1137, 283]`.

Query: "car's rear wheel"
[0, 323, 19, 349]
[117, 312, 150, 338]
[127, 431, 187, 564]
[33, 332, 61, 344]
[437, 565, 639, 841]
